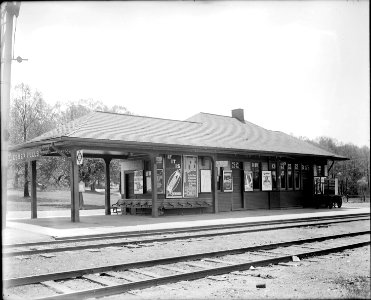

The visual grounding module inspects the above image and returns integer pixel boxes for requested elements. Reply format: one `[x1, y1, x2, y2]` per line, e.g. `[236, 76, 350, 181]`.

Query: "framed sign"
[262, 171, 272, 191]
[183, 156, 198, 198]
[134, 170, 143, 194]
[200, 169, 211, 193]
[244, 171, 253, 191]
[165, 155, 182, 198]
[222, 170, 233, 192]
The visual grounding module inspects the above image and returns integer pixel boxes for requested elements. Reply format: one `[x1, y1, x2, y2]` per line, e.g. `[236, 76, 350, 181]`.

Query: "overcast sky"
[10, 1, 370, 147]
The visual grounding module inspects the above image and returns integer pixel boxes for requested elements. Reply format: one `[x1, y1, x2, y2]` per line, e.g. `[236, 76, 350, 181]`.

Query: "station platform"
[3, 204, 370, 245]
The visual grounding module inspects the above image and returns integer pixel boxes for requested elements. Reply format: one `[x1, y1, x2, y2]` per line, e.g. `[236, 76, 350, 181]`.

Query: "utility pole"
[1, 2, 21, 229]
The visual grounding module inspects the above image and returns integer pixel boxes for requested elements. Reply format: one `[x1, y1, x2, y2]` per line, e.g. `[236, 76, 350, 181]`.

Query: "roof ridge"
[94, 110, 201, 124]
[65, 112, 96, 137]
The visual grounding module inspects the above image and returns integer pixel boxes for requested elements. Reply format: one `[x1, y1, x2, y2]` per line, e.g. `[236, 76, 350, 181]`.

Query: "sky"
[9, 1, 370, 147]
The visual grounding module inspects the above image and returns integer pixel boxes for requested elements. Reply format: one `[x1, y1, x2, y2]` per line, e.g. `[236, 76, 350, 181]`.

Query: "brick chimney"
[232, 108, 244, 122]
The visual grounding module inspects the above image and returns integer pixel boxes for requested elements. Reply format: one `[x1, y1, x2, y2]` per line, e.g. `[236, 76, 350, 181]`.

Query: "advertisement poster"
[222, 170, 233, 192]
[183, 156, 198, 198]
[145, 171, 151, 192]
[262, 171, 272, 191]
[134, 170, 143, 194]
[157, 169, 164, 194]
[200, 169, 212, 193]
[244, 171, 253, 191]
[165, 155, 182, 198]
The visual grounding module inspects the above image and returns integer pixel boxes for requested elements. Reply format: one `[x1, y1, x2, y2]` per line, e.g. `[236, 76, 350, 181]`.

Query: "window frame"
[280, 162, 287, 190]
[251, 162, 261, 191]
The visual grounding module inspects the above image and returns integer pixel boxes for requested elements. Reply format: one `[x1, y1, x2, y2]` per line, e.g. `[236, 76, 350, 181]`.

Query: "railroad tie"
[83, 274, 117, 286]
[41, 280, 75, 294]
[203, 258, 237, 265]
[157, 265, 188, 274]
[130, 269, 161, 279]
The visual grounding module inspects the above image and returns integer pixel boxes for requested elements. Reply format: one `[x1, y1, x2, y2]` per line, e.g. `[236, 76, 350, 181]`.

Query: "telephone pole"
[1, 2, 21, 229]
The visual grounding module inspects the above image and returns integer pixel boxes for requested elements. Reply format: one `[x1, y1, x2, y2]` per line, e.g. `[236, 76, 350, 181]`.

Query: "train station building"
[9, 109, 346, 222]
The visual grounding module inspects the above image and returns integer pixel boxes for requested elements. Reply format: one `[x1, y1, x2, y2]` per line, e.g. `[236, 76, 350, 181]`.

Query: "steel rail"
[14, 238, 371, 300]
[4, 230, 370, 288]
[3, 216, 370, 257]
[4, 213, 369, 249]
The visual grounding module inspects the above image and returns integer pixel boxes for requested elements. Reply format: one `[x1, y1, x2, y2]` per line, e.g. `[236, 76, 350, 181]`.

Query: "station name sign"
[8, 145, 70, 162]
[8, 149, 41, 162]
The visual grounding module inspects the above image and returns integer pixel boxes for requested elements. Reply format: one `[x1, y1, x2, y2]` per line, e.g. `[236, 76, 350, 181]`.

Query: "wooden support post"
[104, 158, 112, 215]
[30, 160, 37, 219]
[210, 155, 219, 214]
[70, 150, 80, 222]
[151, 155, 158, 217]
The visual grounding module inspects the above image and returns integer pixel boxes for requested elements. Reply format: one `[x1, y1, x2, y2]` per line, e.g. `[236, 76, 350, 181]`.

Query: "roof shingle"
[27, 111, 344, 159]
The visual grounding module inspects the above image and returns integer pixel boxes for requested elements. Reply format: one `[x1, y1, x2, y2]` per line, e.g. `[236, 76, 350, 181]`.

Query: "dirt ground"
[3, 218, 370, 299]
[103, 246, 370, 300]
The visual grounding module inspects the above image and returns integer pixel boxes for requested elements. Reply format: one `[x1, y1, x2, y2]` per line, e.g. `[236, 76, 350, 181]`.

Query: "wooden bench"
[111, 199, 126, 214]
[345, 194, 366, 202]
[159, 201, 212, 215]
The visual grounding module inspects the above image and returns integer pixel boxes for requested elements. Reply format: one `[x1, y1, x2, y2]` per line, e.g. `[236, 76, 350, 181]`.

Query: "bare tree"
[9, 83, 56, 197]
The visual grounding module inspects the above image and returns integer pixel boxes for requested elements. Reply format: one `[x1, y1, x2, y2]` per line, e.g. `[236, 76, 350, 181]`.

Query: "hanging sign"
[157, 169, 164, 194]
[200, 169, 212, 193]
[145, 171, 152, 192]
[165, 155, 182, 198]
[183, 156, 198, 198]
[262, 171, 272, 191]
[76, 150, 83, 165]
[244, 171, 253, 191]
[222, 170, 233, 192]
[134, 170, 143, 194]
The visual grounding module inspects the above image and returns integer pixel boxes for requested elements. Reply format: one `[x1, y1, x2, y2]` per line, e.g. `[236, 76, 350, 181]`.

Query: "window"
[294, 163, 300, 190]
[252, 162, 260, 190]
[287, 163, 293, 189]
[280, 162, 286, 189]
[316, 165, 322, 177]
[270, 162, 277, 189]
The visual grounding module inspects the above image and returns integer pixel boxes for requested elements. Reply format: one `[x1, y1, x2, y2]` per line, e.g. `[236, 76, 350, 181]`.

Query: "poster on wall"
[183, 156, 198, 198]
[244, 171, 253, 191]
[134, 170, 143, 194]
[200, 169, 212, 193]
[145, 171, 151, 192]
[157, 169, 164, 194]
[222, 170, 233, 192]
[165, 155, 182, 198]
[262, 171, 272, 191]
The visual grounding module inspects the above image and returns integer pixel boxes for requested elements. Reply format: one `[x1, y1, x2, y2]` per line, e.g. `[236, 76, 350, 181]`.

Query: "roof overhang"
[8, 136, 348, 162]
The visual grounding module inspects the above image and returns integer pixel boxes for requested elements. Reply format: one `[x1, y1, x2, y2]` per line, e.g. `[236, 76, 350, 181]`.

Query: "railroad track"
[3, 213, 369, 257]
[4, 231, 370, 300]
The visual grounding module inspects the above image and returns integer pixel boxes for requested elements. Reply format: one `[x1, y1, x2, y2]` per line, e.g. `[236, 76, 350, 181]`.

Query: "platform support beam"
[70, 150, 80, 222]
[30, 160, 37, 219]
[151, 155, 158, 217]
[210, 155, 218, 214]
[104, 157, 112, 215]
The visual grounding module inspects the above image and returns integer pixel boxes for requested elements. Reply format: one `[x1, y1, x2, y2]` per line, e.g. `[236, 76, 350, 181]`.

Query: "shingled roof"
[20, 111, 344, 159]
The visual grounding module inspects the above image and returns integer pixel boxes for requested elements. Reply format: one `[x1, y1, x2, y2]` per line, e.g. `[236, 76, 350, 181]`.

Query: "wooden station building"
[9, 109, 346, 222]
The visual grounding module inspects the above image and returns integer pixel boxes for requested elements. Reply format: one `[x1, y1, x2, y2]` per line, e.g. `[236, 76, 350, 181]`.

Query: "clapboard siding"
[269, 191, 281, 209]
[245, 192, 269, 209]
[218, 191, 232, 212]
[280, 191, 304, 208]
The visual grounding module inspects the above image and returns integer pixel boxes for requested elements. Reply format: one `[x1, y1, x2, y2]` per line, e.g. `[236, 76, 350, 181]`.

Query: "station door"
[232, 169, 243, 210]
[125, 172, 134, 199]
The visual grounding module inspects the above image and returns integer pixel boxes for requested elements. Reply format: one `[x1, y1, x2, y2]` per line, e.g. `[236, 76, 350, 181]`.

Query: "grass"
[6, 188, 121, 211]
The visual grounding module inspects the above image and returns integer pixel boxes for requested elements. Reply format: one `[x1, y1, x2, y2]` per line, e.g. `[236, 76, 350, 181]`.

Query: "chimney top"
[231, 108, 244, 122]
